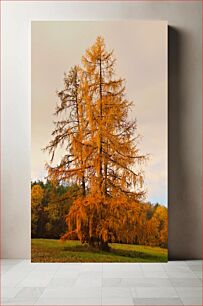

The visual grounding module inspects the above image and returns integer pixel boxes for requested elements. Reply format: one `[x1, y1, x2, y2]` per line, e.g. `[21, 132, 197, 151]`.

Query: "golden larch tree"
[45, 37, 147, 250]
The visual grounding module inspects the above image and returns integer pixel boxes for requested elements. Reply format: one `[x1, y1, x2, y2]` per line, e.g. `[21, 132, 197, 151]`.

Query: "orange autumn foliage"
[45, 36, 167, 249]
[61, 195, 168, 248]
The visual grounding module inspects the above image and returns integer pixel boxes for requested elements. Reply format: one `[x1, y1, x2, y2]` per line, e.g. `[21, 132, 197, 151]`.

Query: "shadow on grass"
[62, 244, 163, 261]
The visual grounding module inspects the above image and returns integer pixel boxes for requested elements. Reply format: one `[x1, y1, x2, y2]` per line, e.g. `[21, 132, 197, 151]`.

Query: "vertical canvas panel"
[31, 21, 168, 262]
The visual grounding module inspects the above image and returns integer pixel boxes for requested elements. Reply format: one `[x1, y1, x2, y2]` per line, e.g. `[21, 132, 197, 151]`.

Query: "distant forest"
[31, 180, 168, 248]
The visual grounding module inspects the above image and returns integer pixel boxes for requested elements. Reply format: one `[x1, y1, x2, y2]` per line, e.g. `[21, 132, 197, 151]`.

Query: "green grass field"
[31, 239, 168, 262]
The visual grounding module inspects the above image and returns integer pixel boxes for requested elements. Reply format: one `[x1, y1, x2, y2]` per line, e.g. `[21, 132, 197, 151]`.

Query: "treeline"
[31, 181, 168, 248]
[31, 181, 80, 239]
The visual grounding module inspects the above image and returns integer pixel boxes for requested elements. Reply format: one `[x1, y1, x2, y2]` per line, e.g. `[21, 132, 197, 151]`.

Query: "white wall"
[1, 1, 202, 259]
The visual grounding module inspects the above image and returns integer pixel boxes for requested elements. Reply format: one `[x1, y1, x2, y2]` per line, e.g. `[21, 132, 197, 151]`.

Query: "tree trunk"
[98, 58, 103, 191]
[81, 176, 86, 196]
[99, 239, 109, 251]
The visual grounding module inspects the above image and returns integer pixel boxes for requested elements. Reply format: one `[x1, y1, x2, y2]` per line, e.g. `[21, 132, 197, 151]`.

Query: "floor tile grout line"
[3, 260, 37, 290]
[164, 268, 203, 304]
[33, 263, 61, 305]
[1, 260, 202, 306]
[101, 263, 103, 306]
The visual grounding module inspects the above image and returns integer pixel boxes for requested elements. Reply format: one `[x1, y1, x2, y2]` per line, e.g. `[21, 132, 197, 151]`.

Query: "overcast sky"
[32, 21, 167, 206]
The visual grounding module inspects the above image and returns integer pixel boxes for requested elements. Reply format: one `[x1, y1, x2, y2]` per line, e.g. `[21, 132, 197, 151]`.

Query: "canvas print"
[31, 21, 168, 262]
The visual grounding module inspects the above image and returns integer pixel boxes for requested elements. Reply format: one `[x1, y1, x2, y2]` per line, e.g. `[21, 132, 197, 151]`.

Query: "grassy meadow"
[31, 239, 168, 263]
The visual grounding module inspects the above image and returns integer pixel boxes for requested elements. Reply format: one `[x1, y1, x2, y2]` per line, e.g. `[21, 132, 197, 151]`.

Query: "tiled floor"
[1, 260, 202, 305]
